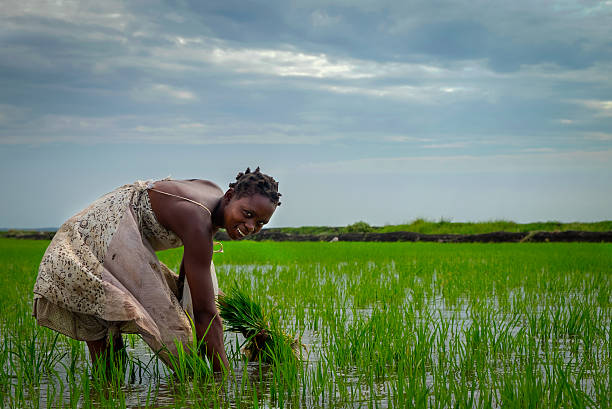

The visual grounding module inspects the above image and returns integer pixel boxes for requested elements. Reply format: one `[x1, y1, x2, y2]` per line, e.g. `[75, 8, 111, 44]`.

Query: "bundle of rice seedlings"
[217, 286, 303, 364]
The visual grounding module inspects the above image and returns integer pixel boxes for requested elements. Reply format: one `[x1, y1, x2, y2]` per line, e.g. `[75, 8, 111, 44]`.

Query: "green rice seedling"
[217, 286, 303, 364]
[0, 336, 9, 396]
[2, 239, 610, 408]
[161, 309, 216, 407]
[166, 336, 214, 383]
[8, 329, 65, 386]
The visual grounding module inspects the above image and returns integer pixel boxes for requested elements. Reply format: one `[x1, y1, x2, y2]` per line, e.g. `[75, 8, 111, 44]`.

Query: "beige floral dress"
[32, 180, 218, 364]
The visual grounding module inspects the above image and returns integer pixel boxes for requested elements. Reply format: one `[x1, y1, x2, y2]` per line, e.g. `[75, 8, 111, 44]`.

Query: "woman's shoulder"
[148, 179, 222, 238]
[150, 179, 224, 218]
[182, 179, 224, 194]
[154, 179, 224, 199]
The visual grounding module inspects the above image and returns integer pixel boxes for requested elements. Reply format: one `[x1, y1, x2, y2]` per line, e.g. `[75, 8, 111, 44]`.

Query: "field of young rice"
[1, 238, 610, 408]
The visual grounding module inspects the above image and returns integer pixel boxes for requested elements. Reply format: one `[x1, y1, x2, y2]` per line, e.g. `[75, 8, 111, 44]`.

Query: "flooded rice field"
[1, 239, 610, 408]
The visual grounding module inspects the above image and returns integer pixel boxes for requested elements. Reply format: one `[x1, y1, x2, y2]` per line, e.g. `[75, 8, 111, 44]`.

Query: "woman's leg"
[86, 338, 109, 364]
[86, 332, 127, 378]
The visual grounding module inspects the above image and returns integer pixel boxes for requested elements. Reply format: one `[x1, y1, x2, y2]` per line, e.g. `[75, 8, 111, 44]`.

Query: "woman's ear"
[223, 188, 234, 204]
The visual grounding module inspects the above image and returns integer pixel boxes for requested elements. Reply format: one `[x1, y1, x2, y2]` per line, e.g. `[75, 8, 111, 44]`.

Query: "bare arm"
[147, 183, 228, 371]
[181, 229, 228, 371]
[182, 232, 229, 371]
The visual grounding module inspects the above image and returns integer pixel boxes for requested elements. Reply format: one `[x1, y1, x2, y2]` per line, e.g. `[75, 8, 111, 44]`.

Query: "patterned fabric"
[32, 180, 217, 363]
[133, 183, 183, 251]
[33, 183, 138, 316]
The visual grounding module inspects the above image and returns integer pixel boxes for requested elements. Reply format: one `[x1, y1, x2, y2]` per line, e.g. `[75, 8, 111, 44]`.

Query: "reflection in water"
[21, 262, 608, 409]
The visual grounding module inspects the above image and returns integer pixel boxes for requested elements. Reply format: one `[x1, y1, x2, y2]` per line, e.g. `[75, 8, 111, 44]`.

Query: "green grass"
[376, 218, 612, 234]
[1, 238, 610, 408]
[3, 219, 611, 240]
[269, 219, 612, 235]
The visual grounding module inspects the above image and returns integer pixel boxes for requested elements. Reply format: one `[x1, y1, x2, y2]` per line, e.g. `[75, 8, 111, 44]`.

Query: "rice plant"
[1, 238, 610, 408]
[217, 285, 303, 364]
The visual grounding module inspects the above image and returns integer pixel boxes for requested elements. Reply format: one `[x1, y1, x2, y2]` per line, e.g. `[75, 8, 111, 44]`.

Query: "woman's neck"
[210, 198, 225, 230]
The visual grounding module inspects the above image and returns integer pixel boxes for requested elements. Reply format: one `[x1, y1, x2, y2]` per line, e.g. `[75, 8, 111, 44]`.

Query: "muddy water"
[27, 297, 602, 409]
[22, 263, 605, 408]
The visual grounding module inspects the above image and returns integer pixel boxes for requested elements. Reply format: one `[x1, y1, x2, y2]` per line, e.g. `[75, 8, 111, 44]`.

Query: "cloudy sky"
[1, 0, 611, 228]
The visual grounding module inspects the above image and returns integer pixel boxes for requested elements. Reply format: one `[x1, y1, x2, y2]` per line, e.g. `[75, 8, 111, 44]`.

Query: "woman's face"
[223, 192, 277, 240]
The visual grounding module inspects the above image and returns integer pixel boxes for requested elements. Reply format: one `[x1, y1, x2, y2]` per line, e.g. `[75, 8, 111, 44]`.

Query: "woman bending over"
[33, 167, 281, 371]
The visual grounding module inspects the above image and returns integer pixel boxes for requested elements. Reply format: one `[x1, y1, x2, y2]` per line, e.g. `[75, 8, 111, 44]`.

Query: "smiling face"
[223, 191, 277, 240]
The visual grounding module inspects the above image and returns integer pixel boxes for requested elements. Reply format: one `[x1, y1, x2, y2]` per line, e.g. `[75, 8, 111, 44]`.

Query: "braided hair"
[229, 167, 282, 206]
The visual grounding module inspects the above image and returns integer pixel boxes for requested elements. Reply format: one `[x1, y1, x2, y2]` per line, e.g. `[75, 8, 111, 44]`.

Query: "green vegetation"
[270, 218, 612, 235]
[218, 286, 302, 363]
[376, 218, 612, 234]
[3, 219, 611, 240]
[1, 238, 610, 408]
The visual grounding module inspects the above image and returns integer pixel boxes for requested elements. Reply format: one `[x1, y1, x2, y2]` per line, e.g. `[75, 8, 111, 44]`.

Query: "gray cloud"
[153, 0, 612, 70]
[1, 0, 611, 227]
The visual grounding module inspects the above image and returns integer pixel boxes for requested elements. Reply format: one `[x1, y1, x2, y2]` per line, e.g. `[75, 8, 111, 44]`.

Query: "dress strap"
[147, 186, 223, 253]
[148, 188, 212, 216]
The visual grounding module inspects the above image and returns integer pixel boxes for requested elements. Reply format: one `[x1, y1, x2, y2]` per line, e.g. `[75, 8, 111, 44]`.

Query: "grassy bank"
[3, 219, 611, 240]
[271, 219, 612, 235]
[1, 238, 610, 408]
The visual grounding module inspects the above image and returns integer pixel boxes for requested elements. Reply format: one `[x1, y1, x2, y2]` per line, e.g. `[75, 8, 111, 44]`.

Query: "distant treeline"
[2, 219, 611, 242]
[267, 219, 612, 235]
[0, 230, 56, 240]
